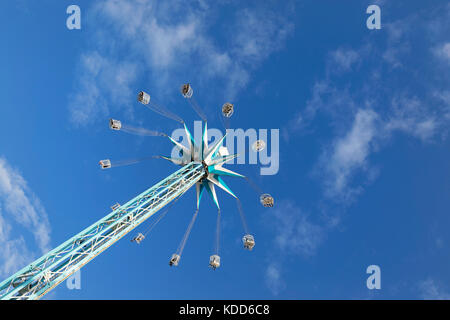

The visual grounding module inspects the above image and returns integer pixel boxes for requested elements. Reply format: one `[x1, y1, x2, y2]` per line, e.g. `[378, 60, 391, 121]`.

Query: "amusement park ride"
[0, 84, 274, 300]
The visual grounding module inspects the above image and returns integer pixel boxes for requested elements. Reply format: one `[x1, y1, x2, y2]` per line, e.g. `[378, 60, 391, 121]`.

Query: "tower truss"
[0, 162, 204, 300]
[0, 83, 269, 299]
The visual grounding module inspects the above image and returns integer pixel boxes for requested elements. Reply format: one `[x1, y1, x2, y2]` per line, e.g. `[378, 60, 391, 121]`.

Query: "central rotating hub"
[200, 160, 209, 181]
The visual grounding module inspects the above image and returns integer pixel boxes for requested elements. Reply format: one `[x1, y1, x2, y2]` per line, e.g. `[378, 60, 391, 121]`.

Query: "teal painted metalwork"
[0, 119, 247, 299]
[0, 162, 205, 300]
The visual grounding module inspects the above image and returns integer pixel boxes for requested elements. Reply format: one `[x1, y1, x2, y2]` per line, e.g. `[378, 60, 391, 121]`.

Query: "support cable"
[236, 198, 249, 235]
[146, 100, 184, 124]
[188, 98, 207, 122]
[224, 117, 230, 130]
[120, 124, 167, 137]
[214, 209, 221, 255]
[218, 109, 230, 130]
[176, 209, 199, 257]
[244, 176, 264, 195]
[143, 194, 182, 237]
[110, 155, 162, 168]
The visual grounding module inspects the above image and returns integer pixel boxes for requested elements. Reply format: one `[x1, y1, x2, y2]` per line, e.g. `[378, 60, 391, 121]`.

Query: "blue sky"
[0, 0, 449, 299]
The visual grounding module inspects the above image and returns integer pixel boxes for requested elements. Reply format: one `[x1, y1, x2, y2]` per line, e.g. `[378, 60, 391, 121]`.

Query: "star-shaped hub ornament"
[162, 122, 244, 210]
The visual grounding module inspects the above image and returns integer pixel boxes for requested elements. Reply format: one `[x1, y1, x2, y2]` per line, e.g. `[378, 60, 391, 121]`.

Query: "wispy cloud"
[385, 95, 439, 142]
[69, 0, 294, 125]
[319, 109, 379, 200]
[419, 279, 450, 300]
[69, 52, 138, 126]
[328, 48, 361, 73]
[290, 3, 450, 202]
[262, 200, 324, 295]
[268, 200, 324, 257]
[231, 8, 294, 65]
[433, 42, 450, 63]
[265, 263, 285, 296]
[277, 6, 450, 284]
[0, 214, 32, 277]
[315, 93, 444, 201]
[284, 80, 357, 139]
[0, 157, 51, 277]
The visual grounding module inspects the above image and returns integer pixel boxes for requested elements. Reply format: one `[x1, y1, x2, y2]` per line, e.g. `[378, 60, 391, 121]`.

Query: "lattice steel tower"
[0, 85, 265, 300]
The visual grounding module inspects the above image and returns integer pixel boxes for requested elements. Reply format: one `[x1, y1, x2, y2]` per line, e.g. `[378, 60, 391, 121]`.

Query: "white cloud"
[287, 44, 367, 136]
[69, 0, 294, 125]
[329, 48, 360, 72]
[321, 109, 379, 199]
[265, 263, 285, 296]
[263, 200, 324, 294]
[316, 98, 439, 200]
[0, 215, 31, 277]
[287, 80, 359, 138]
[382, 32, 411, 68]
[69, 52, 138, 126]
[295, 4, 450, 201]
[315, 93, 444, 200]
[269, 201, 324, 256]
[385, 95, 438, 142]
[231, 8, 293, 65]
[433, 90, 450, 120]
[0, 157, 51, 277]
[433, 42, 450, 63]
[275, 3, 450, 296]
[419, 279, 450, 300]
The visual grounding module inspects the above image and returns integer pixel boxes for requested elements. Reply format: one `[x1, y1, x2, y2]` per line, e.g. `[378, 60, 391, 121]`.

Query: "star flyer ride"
[0, 84, 274, 300]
